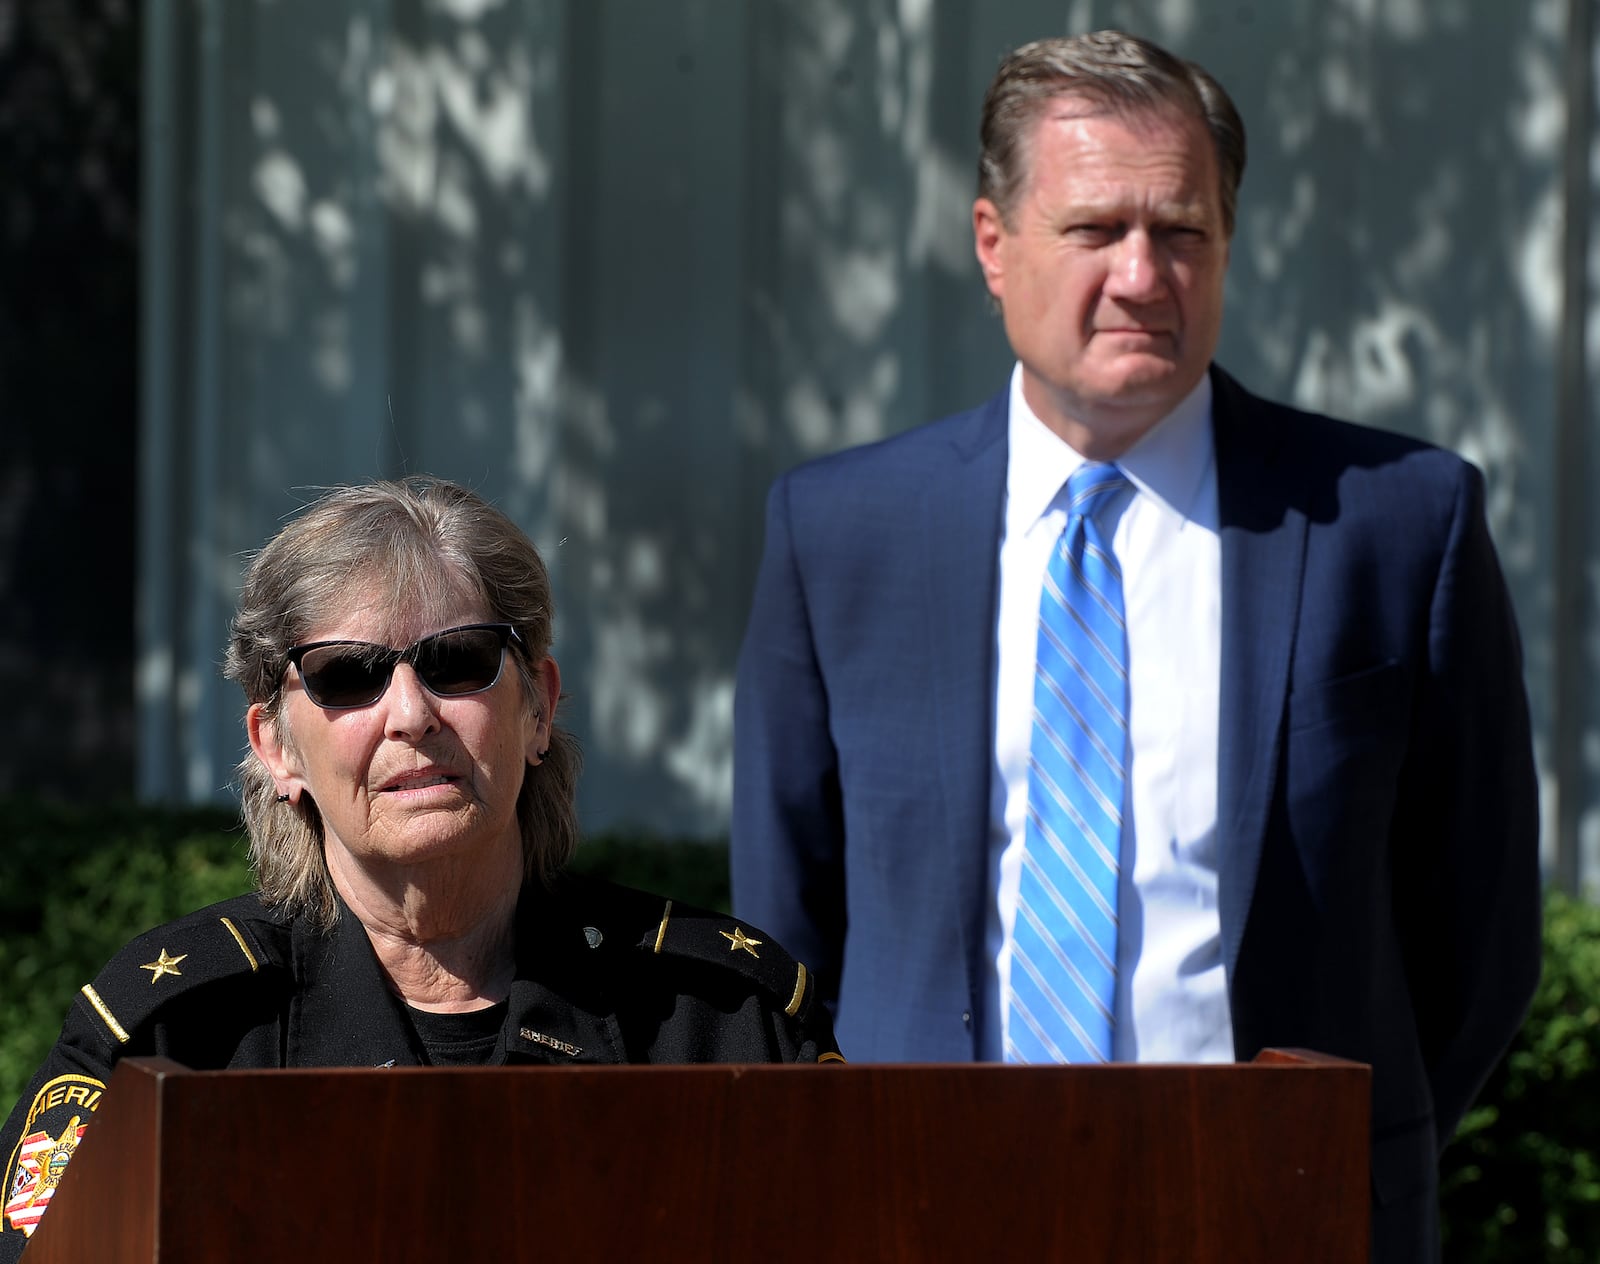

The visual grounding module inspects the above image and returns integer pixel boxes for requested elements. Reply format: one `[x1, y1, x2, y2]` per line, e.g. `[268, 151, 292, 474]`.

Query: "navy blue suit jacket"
[732, 366, 1541, 1261]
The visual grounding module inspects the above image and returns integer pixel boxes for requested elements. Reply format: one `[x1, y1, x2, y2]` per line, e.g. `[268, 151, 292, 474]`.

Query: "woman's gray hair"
[224, 477, 582, 929]
[978, 30, 1247, 235]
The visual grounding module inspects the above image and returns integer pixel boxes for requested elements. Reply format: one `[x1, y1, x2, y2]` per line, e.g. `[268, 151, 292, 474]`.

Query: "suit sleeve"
[1398, 461, 1542, 1145]
[731, 473, 848, 1016]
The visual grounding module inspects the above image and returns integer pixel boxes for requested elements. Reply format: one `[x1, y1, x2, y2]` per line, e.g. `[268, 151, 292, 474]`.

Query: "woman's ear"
[248, 703, 306, 802]
[526, 656, 561, 766]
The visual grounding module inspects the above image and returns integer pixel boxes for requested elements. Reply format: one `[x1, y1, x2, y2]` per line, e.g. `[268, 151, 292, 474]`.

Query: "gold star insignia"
[720, 927, 763, 957]
[139, 949, 187, 982]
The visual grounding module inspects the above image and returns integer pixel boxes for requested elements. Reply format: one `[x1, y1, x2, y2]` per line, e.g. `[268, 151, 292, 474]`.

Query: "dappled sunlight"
[591, 610, 673, 761]
[1196, 1, 1561, 604]
[131, 0, 1591, 873]
[1514, 186, 1566, 342]
[428, 40, 551, 195]
[664, 677, 736, 816]
[252, 150, 308, 232]
[369, 40, 441, 214]
[507, 295, 564, 486]
[746, 0, 993, 510]
[821, 242, 900, 342]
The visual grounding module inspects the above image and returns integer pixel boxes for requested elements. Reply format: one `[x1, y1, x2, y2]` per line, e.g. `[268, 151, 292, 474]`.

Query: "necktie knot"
[1066, 462, 1127, 521]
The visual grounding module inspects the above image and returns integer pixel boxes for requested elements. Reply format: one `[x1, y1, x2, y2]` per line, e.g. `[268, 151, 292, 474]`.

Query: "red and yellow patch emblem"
[4, 1075, 105, 1240]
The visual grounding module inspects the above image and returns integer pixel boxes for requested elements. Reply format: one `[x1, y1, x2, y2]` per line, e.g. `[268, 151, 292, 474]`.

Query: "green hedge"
[0, 796, 729, 1105]
[1438, 891, 1600, 1261]
[2, 798, 1595, 1259]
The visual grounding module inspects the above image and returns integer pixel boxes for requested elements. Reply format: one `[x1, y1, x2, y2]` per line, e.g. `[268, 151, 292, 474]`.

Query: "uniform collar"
[504, 879, 628, 1063]
[285, 883, 628, 1067]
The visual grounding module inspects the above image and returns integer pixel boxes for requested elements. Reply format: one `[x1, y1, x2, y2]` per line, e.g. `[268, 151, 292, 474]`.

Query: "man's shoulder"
[1214, 367, 1479, 490]
[779, 390, 1008, 492]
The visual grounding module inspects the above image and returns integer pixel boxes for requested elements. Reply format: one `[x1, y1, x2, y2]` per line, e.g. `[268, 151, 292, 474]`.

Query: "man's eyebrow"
[1056, 197, 1213, 220]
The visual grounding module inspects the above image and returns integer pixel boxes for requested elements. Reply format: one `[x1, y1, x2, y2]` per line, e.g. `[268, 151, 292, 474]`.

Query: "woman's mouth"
[380, 771, 457, 793]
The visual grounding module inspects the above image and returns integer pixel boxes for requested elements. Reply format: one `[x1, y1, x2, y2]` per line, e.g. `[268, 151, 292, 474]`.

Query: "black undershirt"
[404, 1000, 508, 1067]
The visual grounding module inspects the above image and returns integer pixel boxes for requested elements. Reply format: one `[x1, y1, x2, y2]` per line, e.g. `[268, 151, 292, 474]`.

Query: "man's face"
[974, 99, 1230, 458]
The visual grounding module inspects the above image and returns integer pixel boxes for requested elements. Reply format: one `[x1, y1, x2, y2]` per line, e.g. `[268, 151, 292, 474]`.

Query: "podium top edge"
[114, 1051, 1370, 1079]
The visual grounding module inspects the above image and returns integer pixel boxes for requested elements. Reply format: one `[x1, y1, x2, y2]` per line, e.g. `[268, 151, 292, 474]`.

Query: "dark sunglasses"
[284, 622, 524, 710]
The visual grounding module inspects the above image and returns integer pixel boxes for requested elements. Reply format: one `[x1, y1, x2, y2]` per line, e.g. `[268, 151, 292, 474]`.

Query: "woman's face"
[248, 587, 558, 882]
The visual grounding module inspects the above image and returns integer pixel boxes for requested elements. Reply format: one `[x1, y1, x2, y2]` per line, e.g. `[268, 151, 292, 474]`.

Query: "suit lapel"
[1212, 369, 1307, 984]
[920, 391, 1009, 1043]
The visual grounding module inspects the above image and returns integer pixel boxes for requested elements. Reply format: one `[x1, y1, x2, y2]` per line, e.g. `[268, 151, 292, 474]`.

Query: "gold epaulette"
[644, 899, 820, 1022]
[74, 897, 283, 1048]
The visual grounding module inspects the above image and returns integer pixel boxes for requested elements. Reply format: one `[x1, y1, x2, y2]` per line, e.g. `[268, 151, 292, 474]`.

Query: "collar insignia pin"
[519, 1028, 582, 1058]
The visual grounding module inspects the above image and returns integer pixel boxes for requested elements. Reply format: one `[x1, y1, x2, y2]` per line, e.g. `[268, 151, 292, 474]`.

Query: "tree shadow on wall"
[148, 0, 1563, 839]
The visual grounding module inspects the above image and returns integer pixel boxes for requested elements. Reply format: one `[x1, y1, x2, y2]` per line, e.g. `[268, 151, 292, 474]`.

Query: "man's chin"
[1086, 358, 1195, 409]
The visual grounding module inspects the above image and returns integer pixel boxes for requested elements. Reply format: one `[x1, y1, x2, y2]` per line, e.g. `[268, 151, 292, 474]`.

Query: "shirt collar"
[1005, 363, 1215, 532]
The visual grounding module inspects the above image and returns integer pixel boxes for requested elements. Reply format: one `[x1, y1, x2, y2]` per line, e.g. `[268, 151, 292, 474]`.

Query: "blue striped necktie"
[1007, 461, 1129, 1064]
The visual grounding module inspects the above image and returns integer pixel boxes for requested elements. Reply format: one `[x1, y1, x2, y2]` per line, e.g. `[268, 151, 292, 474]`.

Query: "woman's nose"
[382, 663, 443, 739]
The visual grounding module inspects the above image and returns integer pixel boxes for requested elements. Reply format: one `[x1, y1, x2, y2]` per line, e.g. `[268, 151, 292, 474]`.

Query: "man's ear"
[973, 197, 1008, 300]
[248, 703, 305, 801]
[526, 657, 561, 767]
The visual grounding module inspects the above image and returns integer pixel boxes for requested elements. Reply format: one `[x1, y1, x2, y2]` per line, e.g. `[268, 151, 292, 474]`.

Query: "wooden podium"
[24, 1050, 1368, 1262]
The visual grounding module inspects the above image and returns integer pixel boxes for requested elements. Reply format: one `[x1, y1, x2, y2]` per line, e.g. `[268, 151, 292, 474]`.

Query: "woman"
[1, 478, 839, 1257]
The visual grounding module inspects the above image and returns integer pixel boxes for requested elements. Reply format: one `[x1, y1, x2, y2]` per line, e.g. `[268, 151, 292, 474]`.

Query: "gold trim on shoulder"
[818, 1051, 847, 1063]
[219, 917, 259, 971]
[79, 985, 130, 1044]
[139, 949, 187, 982]
[785, 962, 808, 1016]
[653, 900, 673, 954]
[720, 926, 763, 957]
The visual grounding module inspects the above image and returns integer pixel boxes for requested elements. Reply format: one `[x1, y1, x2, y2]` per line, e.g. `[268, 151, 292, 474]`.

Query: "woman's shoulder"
[548, 875, 802, 998]
[540, 874, 844, 1062]
[71, 892, 293, 1054]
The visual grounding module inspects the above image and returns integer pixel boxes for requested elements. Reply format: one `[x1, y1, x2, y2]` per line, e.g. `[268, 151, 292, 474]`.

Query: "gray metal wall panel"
[137, 0, 1588, 886]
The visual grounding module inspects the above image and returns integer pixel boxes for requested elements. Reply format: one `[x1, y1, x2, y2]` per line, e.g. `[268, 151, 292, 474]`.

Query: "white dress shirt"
[984, 363, 1231, 1063]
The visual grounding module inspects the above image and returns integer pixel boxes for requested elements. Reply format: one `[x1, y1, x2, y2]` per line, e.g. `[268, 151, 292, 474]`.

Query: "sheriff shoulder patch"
[4, 1074, 106, 1239]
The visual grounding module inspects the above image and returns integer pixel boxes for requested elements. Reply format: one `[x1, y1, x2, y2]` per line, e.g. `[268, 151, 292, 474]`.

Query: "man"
[731, 29, 1540, 1262]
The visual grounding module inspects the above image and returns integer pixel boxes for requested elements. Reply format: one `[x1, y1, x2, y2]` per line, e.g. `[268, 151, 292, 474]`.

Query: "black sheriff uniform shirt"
[0, 874, 842, 1257]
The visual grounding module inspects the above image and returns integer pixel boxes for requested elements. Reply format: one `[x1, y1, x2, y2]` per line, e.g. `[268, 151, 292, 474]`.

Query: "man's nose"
[1104, 230, 1164, 300]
